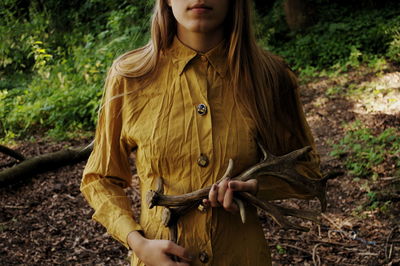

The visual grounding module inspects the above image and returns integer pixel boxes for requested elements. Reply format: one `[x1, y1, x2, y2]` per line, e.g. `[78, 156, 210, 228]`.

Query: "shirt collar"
[167, 36, 228, 78]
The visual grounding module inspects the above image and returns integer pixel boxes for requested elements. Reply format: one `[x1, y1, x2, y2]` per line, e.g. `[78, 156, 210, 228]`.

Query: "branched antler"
[146, 144, 339, 243]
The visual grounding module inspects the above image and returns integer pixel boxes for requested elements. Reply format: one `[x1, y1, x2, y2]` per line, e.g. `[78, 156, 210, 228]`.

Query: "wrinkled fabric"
[81, 37, 321, 266]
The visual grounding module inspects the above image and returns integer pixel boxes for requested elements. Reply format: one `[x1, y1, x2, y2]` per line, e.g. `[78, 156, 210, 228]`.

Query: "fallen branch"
[0, 144, 25, 161]
[0, 143, 93, 186]
[0, 161, 20, 169]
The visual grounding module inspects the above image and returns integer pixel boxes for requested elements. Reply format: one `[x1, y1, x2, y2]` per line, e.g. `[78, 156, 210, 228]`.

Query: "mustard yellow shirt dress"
[81, 37, 321, 266]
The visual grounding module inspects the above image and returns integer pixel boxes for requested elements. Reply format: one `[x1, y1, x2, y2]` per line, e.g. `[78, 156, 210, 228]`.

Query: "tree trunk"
[283, 0, 313, 31]
[0, 144, 93, 186]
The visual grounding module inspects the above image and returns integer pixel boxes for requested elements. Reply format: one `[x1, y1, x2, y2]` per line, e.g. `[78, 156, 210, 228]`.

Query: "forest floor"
[1, 64, 399, 265]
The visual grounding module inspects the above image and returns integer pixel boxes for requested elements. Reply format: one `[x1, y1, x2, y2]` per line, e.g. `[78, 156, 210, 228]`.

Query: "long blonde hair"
[113, 0, 311, 155]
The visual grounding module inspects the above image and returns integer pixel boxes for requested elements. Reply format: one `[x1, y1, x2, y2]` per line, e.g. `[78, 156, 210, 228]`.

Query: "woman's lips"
[188, 4, 212, 14]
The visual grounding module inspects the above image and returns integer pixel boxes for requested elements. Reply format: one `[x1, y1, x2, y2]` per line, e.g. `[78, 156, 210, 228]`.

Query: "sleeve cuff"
[111, 215, 143, 249]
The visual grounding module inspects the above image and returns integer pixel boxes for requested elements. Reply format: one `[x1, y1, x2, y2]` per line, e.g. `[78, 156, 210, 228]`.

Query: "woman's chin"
[184, 22, 221, 34]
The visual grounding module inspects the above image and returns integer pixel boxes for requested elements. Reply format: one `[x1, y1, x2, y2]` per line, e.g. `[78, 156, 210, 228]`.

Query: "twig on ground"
[385, 226, 397, 262]
[279, 243, 313, 257]
[312, 243, 321, 266]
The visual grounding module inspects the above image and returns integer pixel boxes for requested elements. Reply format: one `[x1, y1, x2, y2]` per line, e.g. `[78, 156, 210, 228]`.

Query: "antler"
[147, 144, 336, 243]
[147, 144, 328, 209]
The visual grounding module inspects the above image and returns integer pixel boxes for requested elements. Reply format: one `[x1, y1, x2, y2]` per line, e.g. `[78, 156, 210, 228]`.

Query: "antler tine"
[156, 176, 164, 194]
[146, 176, 165, 209]
[234, 146, 312, 183]
[233, 198, 246, 223]
[221, 159, 234, 180]
[257, 140, 269, 161]
[238, 192, 310, 232]
[220, 159, 246, 223]
[162, 201, 200, 228]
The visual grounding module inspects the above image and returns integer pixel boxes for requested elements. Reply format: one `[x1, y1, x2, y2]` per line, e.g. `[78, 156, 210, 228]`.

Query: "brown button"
[200, 55, 207, 62]
[197, 154, 209, 167]
[197, 104, 208, 115]
[199, 251, 209, 263]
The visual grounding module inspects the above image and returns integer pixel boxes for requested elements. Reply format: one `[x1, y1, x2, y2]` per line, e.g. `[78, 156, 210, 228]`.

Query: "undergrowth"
[259, 0, 400, 76]
[331, 122, 400, 178]
[0, 0, 399, 141]
[0, 1, 152, 141]
[330, 121, 400, 215]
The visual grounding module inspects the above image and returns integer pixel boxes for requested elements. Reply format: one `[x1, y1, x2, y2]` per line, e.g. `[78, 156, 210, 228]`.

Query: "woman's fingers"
[207, 179, 258, 212]
[228, 179, 258, 195]
[163, 240, 193, 262]
[217, 178, 228, 204]
[208, 184, 219, 207]
[209, 178, 238, 213]
[223, 186, 238, 213]
[134, 238, 192, 266]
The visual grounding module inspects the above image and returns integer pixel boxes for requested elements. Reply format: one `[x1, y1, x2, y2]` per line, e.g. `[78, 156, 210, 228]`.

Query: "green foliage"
[331, 122, 399, 216]
[1, 1, 399, 140]
[330, 121, 400, 178]
[260, 2, 400, 72]
[387, 31, 400, 62]
[351, 178, 396, 217]
[0, 2, 49, 72]
[0, 1, 153, 140]
[276, 245, 286, 255]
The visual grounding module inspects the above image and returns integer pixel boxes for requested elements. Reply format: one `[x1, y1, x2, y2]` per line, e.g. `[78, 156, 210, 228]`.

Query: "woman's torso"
[121, 38, 271, 265]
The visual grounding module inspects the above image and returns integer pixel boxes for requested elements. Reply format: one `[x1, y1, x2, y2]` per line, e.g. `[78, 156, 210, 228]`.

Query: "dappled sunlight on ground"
[1, 64, 399, 265]
[271, 63, 400, 265]
[353, 71, 400, 115]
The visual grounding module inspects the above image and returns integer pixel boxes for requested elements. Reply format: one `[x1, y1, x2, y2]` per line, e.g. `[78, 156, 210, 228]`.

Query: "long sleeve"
[256, 68, 322, 201]
[80, 70, 142, 248]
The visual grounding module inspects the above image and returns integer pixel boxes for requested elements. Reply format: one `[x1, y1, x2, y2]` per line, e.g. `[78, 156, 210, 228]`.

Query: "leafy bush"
[0, 2, 49, 73]
[330, 122, 400, 178]
[260, 1, 400, 71]
[1, 0, 400, 140]
[0, 1, 153, 140]
[330, 120, 399, 216]
[387, 31, 400, 62]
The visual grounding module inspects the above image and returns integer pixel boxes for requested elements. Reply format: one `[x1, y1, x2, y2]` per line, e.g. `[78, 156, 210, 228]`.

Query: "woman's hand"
[205, 179, 258, 213]
[127, 231, 192, 266]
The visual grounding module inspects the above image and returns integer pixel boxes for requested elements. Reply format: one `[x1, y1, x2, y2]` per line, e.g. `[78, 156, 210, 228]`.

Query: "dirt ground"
[1, 65, 399, 265]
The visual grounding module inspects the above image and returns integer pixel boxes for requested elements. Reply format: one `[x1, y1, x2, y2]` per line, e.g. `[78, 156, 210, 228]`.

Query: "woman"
[81, 0, 321, 265]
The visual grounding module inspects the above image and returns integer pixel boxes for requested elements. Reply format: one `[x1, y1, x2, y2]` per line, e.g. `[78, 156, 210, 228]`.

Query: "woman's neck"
[177, 27, 224, 53]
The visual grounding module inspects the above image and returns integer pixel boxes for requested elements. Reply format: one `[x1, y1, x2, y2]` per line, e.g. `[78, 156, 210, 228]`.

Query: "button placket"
[185, 54, 214, 265]
[190, 55, 213, 172]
